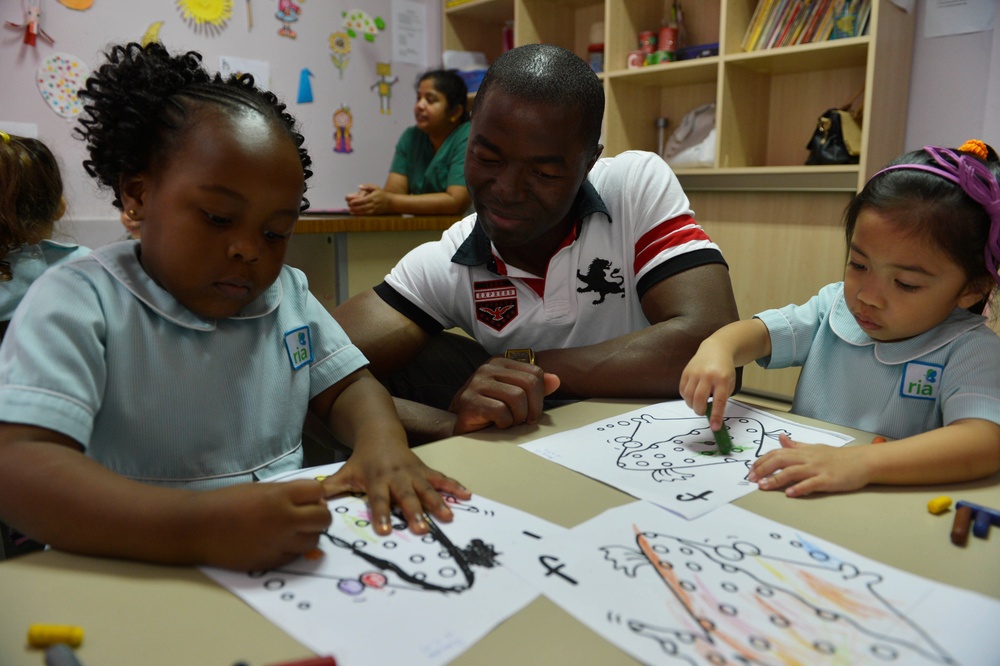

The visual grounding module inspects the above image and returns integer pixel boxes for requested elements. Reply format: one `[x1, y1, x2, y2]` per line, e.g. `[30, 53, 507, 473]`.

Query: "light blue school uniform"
[0, 240, 367, 489]
[0, 240, 90, 320]
[755, 281, 1000, 440]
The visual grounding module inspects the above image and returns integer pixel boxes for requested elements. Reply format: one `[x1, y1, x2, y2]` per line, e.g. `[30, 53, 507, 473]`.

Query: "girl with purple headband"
[679, 139, 1000, 497]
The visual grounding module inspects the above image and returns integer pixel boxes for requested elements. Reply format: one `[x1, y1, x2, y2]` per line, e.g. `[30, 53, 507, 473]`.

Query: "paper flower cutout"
[329, 31, 351, 78]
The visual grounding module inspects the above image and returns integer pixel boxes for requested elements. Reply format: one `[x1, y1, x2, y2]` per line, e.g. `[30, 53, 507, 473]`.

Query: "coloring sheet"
[522, 400, 854, 519]
[504, 500, 1000, 666]
[203, 463, 565, 666]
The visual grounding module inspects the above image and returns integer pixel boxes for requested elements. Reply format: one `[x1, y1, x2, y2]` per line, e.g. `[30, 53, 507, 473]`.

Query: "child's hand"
[748, 434, 871, 497]
[679, 341, 739, 431]
[194, 479, 332, 570]
[322, 443, 470, 536]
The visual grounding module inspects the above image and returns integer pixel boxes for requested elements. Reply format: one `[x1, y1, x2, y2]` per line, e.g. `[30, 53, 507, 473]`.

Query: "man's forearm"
[392, 397, 457, 445]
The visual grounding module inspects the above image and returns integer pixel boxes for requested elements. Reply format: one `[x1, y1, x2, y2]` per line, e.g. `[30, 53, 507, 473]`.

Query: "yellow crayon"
[927, 496, 953, 515]
[27, 624, 84, 648]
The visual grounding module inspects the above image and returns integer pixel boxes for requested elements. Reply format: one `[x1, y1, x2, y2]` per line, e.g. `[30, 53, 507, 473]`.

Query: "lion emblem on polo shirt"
[577, 257, 625, 305]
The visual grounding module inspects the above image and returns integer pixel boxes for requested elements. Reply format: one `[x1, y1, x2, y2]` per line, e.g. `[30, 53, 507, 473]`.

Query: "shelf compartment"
[605, 66, 719, 160]
[719, 53, 866, 170]
[607, 0, 721, 75]
[444, 0, 514, 64]
[518, 0, 605, 63]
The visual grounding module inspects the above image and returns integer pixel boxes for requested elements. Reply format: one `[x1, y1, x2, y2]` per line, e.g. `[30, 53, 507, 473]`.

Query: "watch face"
[505, 348, 535, 364]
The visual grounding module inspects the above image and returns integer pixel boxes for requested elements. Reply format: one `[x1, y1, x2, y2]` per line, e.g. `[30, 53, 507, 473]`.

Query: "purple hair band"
[871, 145, 1000, 284]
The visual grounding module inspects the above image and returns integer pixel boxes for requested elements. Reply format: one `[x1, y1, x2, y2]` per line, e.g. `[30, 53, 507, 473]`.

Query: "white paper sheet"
[203, 463, 562, 666]
[521, 399, 853, 519]
[504, 500, 1000, 666]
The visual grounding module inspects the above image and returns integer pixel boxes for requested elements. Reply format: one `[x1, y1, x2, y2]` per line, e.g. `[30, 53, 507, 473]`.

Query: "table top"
[294, 212, 461, 234]
[2, 399, 997, 666]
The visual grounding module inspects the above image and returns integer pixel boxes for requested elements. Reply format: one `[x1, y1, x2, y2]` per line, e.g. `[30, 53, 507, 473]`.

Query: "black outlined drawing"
[512, 502, 997, 666]
[599, 523, 957, 665]
[250, 494, 502, 603]
[521, 401, 853, 519]
[607, 413, 791, 483]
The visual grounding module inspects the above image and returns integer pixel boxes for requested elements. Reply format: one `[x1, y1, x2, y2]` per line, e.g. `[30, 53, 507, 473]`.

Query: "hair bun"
[958, 139, 989, 160]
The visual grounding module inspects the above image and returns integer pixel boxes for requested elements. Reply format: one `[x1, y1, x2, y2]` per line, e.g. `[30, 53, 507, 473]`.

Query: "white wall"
[0, 0, 442, 248]
[904, 1, 1000, 150]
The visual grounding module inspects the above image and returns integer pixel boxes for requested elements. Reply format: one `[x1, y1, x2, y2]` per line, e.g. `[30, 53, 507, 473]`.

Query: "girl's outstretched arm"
[679, 318, 772, 430]
[0, 424, 332, 569]
[312, 369, 470, 535]
[749, 418, 1000, 497]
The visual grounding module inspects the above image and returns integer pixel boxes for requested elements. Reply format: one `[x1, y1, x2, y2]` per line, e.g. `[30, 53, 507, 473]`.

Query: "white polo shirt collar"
[451, 179, 612, 272]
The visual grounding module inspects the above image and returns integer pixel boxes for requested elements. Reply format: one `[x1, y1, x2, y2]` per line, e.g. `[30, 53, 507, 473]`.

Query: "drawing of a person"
[274, 0, 301, 38]
[332, 105, 353, 154]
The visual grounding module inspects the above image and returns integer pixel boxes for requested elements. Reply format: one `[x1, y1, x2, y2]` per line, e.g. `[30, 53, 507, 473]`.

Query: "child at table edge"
[0, 131, 90, 337]
[0, 42, 469, 571]
[680, 139, 1000, 498]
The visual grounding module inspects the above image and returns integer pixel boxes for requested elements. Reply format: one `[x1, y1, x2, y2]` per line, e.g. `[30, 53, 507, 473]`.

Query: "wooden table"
[1, 399, 997, 665]
[293, 213, 461, 304]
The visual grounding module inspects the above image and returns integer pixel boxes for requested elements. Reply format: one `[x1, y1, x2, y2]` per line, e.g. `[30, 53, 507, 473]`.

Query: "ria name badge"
[284, 326, 313, 370]
[899, 361, 942, 401]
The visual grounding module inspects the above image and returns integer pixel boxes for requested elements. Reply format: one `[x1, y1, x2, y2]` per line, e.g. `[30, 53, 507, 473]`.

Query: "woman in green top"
[346, 70, 471, 215]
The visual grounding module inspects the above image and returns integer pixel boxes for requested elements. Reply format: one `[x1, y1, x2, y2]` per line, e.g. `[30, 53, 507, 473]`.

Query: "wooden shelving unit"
[444, 0, 915, 399]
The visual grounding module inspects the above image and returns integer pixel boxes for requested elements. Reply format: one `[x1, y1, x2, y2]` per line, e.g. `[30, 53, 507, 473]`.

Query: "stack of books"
[741, 0, 872, 52]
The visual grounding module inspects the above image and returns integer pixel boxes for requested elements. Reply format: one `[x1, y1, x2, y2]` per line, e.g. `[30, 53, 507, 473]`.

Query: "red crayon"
[950, 505, 973, 546]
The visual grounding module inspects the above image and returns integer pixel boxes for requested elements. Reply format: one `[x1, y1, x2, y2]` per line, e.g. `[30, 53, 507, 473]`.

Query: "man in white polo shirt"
[333, 44, 740, 443]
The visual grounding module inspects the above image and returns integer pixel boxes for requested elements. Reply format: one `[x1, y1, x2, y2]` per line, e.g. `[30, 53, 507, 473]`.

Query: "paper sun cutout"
[177, 0, 233, 35]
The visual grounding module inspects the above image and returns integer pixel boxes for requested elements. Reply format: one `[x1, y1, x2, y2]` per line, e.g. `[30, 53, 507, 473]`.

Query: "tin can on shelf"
[638, 30, 656, 55]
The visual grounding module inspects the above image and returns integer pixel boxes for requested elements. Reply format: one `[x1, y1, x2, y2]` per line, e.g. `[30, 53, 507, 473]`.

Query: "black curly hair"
[75, 42, 312, 211]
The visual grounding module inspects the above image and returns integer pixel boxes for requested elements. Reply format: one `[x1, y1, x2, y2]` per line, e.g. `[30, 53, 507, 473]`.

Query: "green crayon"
[705, 401, 733, 455]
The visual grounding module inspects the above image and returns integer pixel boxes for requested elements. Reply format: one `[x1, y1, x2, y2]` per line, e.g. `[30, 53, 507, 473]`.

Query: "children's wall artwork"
[5, 1, 55, 47]
[328, 31, 351, 78]
[176, 0, 233, 35]
[370, 62, 398, 115]
[297, 67, 313, 104]
[274, 0, 300, 38]
[332, 105, 353, 154]
[57, 0, 93, 10]
[342, 8, 385, 43]
[505, 500, 1000, 666]
[35, 52, 89, 120]
[202, 463, 560, 666]
[521, 400, 853, 519]
[140, 20, 164, 46]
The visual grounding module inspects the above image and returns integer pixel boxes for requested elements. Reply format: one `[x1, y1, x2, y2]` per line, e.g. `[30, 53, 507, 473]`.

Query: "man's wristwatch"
[504, 348, 535, 365]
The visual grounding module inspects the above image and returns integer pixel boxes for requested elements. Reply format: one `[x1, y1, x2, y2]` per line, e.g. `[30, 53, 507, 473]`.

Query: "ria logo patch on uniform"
[899, 361, 942, 401]
[473, 279, 518, 331]
[284, 325, 313, 370]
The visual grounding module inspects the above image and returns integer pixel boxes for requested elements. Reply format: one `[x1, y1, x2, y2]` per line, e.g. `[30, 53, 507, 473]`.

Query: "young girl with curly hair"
[0, 42, 468, 570]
